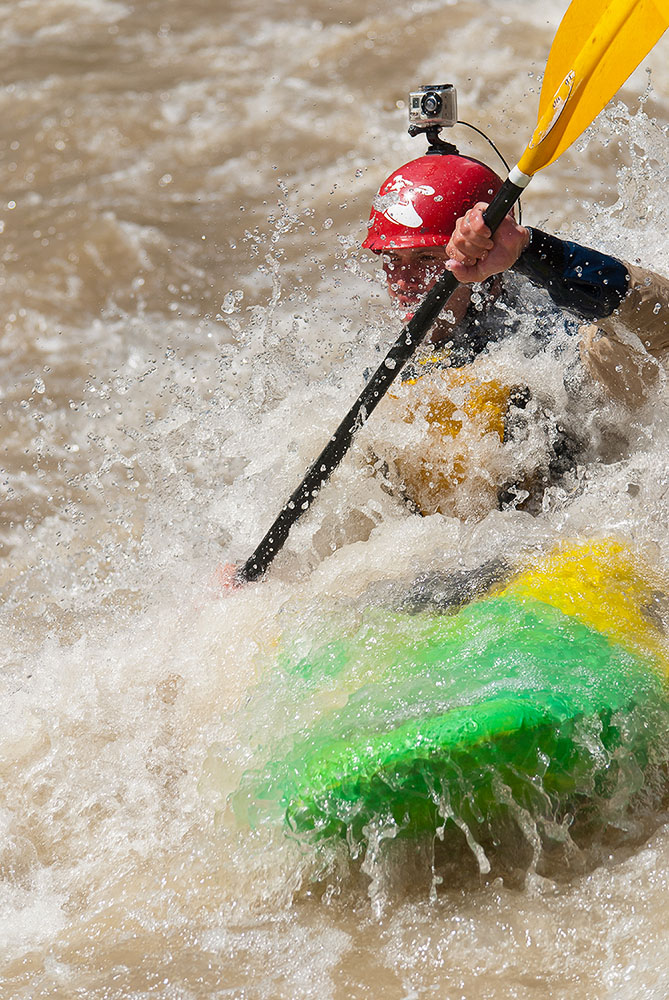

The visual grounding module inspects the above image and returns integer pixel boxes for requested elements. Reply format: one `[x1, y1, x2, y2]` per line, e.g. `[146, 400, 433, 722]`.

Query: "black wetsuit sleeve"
[512, 227, 630, 321]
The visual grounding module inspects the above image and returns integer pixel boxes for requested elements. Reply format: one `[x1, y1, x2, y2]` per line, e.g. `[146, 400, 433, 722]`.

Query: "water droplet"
[221, 290, 244, 314]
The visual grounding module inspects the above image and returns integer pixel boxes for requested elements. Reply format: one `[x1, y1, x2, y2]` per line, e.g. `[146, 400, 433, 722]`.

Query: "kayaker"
[363, 152, 669, 517]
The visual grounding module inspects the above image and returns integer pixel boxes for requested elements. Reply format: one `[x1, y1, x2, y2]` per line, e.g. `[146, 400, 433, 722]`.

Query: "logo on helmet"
[372, 175, 436, 230]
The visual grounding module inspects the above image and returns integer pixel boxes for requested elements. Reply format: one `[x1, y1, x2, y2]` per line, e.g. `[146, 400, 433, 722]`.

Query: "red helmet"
[362, 153, 502, 252]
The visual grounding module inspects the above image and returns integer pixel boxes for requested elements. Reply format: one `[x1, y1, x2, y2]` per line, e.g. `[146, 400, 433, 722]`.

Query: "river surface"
[2, 1, 669, 997]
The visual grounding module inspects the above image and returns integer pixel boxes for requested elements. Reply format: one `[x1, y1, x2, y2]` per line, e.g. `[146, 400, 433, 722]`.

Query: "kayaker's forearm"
[578, 324, 660, 407]
[512, 228, 630, 321]
[600, 262, 669, 356]
[577, 263, 669, 407]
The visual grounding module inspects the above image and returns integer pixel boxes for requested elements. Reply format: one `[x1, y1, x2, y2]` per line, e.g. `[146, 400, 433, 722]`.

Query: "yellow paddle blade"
[517, 0, 669, 177]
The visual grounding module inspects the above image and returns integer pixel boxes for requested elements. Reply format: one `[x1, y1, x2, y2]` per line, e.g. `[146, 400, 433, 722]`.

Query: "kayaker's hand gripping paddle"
[234, 0, 669, 585]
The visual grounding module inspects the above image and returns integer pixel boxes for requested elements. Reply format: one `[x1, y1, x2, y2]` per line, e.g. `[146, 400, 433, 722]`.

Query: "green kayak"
[231, 540, 669, 847]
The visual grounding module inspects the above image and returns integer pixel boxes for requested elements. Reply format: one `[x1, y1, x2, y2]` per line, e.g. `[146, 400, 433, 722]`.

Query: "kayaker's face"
[381, 247, 471, 342]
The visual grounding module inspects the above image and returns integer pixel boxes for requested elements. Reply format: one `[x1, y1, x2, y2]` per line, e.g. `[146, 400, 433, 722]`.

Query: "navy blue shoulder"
[512, 228, 629, 321]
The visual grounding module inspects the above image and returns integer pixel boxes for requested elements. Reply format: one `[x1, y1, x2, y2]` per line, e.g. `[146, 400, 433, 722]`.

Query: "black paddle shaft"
[237, 178, 525, 583]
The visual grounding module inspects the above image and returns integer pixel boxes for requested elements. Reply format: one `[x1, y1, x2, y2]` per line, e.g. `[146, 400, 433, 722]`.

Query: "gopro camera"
[408, 84, 457, 128]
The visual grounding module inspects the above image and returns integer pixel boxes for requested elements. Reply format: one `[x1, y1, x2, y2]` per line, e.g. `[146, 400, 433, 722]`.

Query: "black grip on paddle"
[482, 177, 526, 231]
[238, 176, 527, 583]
